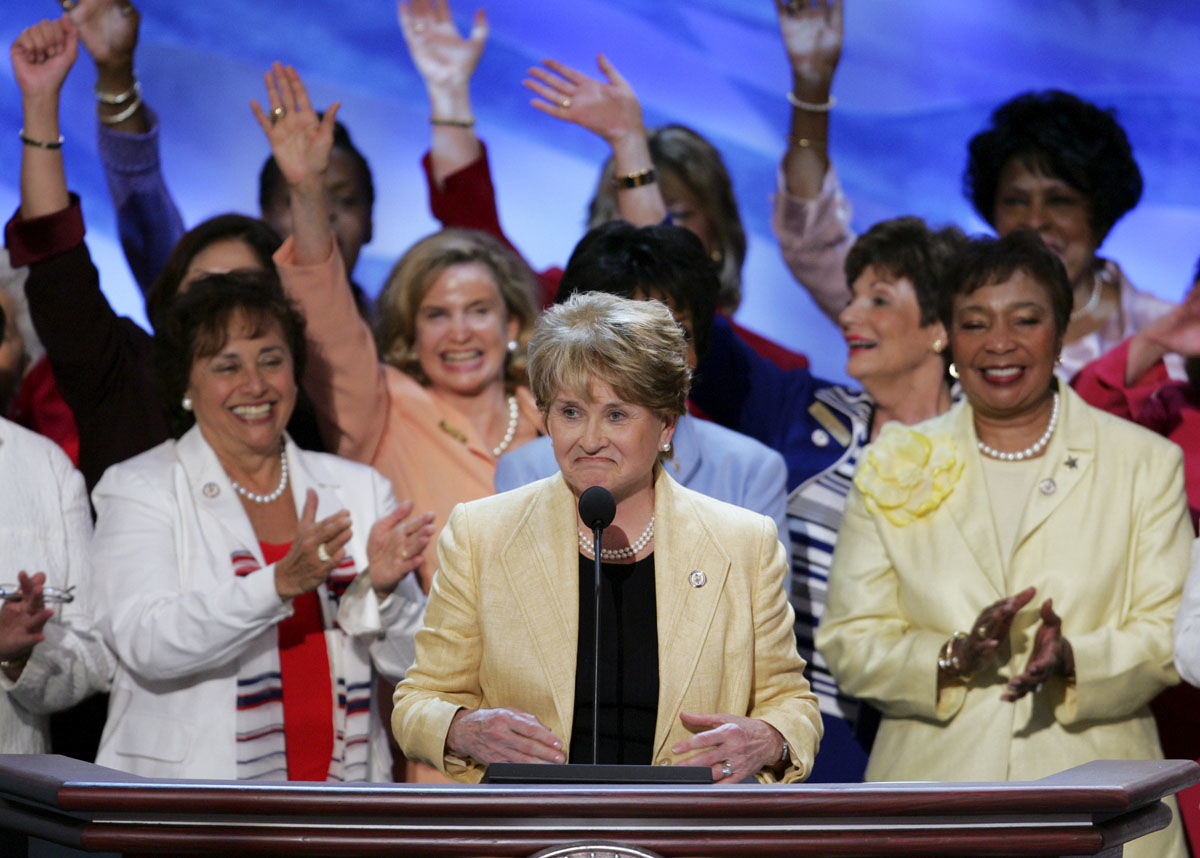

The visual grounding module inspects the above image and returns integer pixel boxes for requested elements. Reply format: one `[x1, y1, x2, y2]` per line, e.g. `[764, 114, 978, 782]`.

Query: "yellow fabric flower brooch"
[854, 423, 963, 526]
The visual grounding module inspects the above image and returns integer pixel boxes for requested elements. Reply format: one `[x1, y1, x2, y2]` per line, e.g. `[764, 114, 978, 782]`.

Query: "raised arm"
[255, 64, 390, 463]
[14, 16, 76, 220]
[400, 0, 487, 186]
[772, 0, 853, 322]
[523, 54, 666, 227]
[70, 0, 185, 293]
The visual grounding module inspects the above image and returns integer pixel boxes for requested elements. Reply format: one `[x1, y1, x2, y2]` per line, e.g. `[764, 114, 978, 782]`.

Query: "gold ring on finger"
[317, 542, 331, 563]
[720, 760, 733, 779]
[559, 97, 571, 109]
[270, 106, 286, 124]
[413, 22, 427, 33]
[59, 0, 77, 10]
[974, 624, 989, 638]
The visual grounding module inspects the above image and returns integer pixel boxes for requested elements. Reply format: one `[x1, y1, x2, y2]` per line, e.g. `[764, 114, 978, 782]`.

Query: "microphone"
[578, 486, 616, 530]
[578, 486, 615, 764]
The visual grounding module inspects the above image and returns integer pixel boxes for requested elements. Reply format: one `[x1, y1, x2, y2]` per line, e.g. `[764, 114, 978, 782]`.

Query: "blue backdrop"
[3, 1, 1198, 384]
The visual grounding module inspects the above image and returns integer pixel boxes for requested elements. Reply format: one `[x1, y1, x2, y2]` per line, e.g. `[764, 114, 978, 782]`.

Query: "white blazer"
[90, 426, 425, 779]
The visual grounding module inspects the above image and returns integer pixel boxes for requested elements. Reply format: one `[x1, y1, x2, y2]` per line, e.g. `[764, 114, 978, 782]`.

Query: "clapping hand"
[947, 586, 1037, 679]
[274, 489, 353, 600]
[1003, 599, 1073, 701]
[0, 572, 55, 675]
[367, 501, 435, 597]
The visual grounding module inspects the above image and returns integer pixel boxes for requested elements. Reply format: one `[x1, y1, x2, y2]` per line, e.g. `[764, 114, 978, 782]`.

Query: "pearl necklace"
[1070, 271, 1104, 320]
[578, 516, 656, 561]
[492, 395, 519, 458]
[976, 392, 1059, 462]
[230, 443, 289, 504]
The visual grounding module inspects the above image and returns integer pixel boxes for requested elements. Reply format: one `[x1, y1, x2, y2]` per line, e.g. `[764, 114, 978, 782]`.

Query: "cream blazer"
[393, 468, 821, 783]
[817, 385, 1190, 786]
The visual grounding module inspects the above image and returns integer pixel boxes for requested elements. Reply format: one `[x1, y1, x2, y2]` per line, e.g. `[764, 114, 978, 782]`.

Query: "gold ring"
[559, 97, 571, 109]
[974, 624, 989, 639]
[317, 543, 331, 563]
[413, 22, 427, 33]
[270, 105, 286, 124]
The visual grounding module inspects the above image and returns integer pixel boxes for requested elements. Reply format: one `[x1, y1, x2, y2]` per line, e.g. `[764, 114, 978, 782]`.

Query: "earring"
[947, 363, 959, 380]
[930, 338, 944, 354]
[506, 339, 518, 354]
[181, 395, 193, 412]
[710, 249, 723, 265]
[660, 442, 672, 454]
[1055, 352, 1063, 366]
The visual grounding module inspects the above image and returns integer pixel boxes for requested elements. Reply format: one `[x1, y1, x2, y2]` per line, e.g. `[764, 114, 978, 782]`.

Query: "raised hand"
[250, 62, 339, 190]
[70, 0, 138, 69]
[778, 0, 843, 85]
[673, 712, 786, 783]
[274, 489, 353, 600]
[1003, 599, 1073, 702]
[0, 572, 55, 675]
[945, 586, 1037, 680]
[446, 706, 565, 765]
[399, 0, 487, 95]
[523, 54, 645, 146]
[11, 17, 79, 103]
[366, 501, 436, 596]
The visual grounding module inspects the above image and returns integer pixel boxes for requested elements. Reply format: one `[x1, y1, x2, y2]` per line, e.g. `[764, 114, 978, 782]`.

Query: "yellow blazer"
[817, 385, 1189, 786]
[393, 467, 821, 783]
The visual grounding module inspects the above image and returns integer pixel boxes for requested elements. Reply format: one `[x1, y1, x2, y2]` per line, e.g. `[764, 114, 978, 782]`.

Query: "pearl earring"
[661, 442, 672, 454]
[947, 363, 959, 380]
[181, 395, 193, 411]
[931, 338, 944, 354]
[506, 339, 518, 353]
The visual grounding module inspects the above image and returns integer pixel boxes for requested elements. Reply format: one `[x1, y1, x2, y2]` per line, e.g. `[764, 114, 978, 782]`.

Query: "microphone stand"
[591, 524, 603, 765]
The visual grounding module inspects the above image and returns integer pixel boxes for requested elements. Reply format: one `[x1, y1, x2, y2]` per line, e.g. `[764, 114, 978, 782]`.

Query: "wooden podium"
[0, 755, 1195, 857]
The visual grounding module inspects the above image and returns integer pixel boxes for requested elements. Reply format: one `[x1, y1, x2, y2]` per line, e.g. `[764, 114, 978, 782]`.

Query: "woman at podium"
[394, 293, 821, 783]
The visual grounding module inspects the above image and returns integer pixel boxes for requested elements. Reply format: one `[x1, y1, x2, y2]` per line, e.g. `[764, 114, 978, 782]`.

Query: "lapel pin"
[1065, 456, 1078, 470]
[202, 482, 220, 498]
[1039, 478, 1056, 495]
[811, 428, 830, 448]
[689, 569, 707, 588]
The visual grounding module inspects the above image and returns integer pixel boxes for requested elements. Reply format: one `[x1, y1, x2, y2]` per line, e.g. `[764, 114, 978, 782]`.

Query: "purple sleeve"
[97, 107, 187, 296]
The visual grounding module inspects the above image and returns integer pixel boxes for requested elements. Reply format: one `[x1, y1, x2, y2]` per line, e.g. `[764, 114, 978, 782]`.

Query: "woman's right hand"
[946, 586, 1037, 680]
[274, 489, 353, 600]
[70, 0, 138, 71]
[11, 16, 78, 104]
[446, 706, 565, 765]
[0, 572, 54, 676]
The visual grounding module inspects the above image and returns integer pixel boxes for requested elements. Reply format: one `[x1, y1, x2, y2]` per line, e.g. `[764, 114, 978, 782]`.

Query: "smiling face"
[547, 376, 676, 505]
[949, 270, 1060, 422]
[992, 158, 1097, 288]
[414, 261, 519, 399]
[838, 265, 946, 388]
[186, 311, 297, 463]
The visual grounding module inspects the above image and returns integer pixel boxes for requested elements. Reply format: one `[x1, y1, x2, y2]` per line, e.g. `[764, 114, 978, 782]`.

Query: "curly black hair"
[964, 90, 1142, 245]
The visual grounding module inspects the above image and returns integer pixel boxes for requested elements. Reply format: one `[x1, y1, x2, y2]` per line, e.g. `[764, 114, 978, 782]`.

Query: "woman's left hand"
[672, 712, 785, 783]
[523, 54, 644, 147]
[0, 572, 55, 675]
[250, 61, 339, 190]
[1002, 598, 1075, 701]
[367, 501, 436, 597]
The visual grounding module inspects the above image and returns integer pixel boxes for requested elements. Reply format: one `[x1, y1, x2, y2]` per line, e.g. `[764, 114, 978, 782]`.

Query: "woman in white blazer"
[91, 273, 429, 782]
[817, 232, 1190, 858]
[394, 293, 821, 783]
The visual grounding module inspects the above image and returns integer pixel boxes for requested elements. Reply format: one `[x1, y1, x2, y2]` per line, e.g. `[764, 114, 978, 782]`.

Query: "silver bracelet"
[786, 91, 836, 112]
[95, 78, 140, 105]
[99, 94, 143, 126]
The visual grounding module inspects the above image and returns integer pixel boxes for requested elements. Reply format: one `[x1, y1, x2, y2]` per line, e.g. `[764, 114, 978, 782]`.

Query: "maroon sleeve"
[5, 198, 86, 267]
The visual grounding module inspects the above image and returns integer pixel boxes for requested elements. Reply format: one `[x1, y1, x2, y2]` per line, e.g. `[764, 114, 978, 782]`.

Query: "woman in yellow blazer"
[394, 293, 821, 783]
[817, 231, 1190, 858]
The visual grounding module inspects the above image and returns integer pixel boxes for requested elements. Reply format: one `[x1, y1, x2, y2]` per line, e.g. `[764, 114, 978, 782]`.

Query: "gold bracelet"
[614, 167, 657, 189]
[18, 130, 64, 149]
[786, 91, 836, 113]
[430, 116, 476, 128]
[95, 78, 141, 106]
[99, 95, 143, 126]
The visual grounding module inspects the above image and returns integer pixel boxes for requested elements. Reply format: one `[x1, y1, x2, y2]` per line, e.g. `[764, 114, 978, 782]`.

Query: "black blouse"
[570, 552, 659, 765]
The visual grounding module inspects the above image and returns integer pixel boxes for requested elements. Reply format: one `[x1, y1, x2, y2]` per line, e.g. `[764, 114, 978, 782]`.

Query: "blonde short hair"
[374, 229, 539, 390]
[528, 292, 691, 424]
